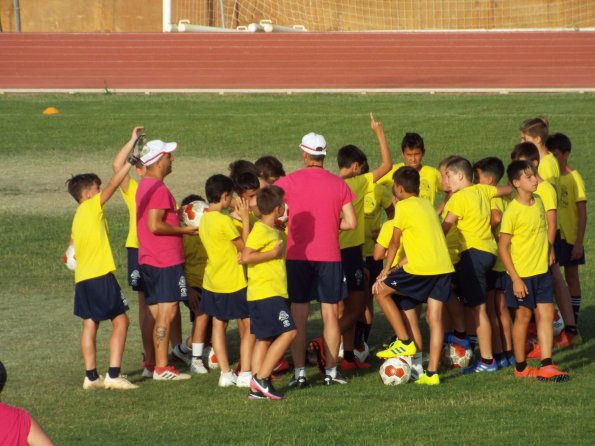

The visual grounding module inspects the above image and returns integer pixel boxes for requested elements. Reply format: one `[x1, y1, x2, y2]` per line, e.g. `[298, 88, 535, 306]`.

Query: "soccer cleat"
[309, 337, 326, 374]
[250, 376, 284, 400]
[514, 365, 538, 378]
[247, 390, 268, 400]
[218, 371, 237, 387]
[444, 332, 471, 349]
[339, 357, 372, 372]
[236, 371, 252, 388]
[536, 365, 569, 383]
[272, 357, 290, 374]
[354, 342, 370, 363]
[82, 375, 105, 390]
[414, 372, 440, 385]
[555, 330, 583, 348]
[153, 365, 191, 381]
[376, 339, 417, 359]
[104, 374, 139, 390]
[323, 371, 349, 385]
[142, 363, 155, 378]
[526, 342, 542, 359]
[497, 356, 510, 369]
[190, 357, 208, 374]
[288, 375, 309, 388]
[461, 359, 498, 374]
[172, 344, 192, 366]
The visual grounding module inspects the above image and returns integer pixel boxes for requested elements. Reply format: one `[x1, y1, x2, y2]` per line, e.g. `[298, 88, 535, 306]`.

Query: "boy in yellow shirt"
[498, 160, 569, 382]
[242, 186, 297, 400]
[520, 116, 559, 190]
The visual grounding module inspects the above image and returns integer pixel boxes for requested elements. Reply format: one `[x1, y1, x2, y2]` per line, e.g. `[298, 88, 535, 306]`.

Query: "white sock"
[295, 367, 306, 380]
[179, 343, 191, 354]
[192, 343, 204, 358]
[239, 371, 252, 378]
[325, 367, 337, 378]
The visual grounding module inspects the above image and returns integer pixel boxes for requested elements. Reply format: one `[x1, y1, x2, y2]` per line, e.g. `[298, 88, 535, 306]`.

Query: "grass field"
[0, 93, 594, 445]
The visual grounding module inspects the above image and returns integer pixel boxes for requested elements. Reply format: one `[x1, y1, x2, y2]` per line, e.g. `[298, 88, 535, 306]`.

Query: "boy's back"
[340, 172, 374, 249]
[558, 170, 586, 244]
[183, 234, 207, 288]
[538, 152, 560, 190]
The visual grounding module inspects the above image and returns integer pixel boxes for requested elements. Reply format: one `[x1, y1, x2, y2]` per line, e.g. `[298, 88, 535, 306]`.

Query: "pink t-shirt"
[0, 402, 31, 446]
[276, 167, 354, 262]
[136, 177, 184, 268]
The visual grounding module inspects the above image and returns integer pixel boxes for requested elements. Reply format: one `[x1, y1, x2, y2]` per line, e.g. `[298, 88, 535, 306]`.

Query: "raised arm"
[369, 113, 393, 182]
[100, 157, 136, 207]
[111, 126, 144, 193]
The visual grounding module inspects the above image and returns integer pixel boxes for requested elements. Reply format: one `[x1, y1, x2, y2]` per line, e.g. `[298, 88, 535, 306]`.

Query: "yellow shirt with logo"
[245, 221, 288, 301]
[376, 219, 405, 268]
[378, 163, 442, 205]
[558, 170, 587, 244]
[119, 178, 139, 249]
[441, 200, 461, 265]
[538, 152, 560, 191]
[363, 183, 393, 257]
[71, 193, 116, 283]
[183, 234, 207, 288]
[500, 196, 549, 277]
[340, 172, 374, 249]
[535, 180, 557, 213]
[490, 196, 511, 272]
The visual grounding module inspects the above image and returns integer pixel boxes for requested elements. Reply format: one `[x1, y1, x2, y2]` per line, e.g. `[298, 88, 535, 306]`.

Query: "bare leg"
[144, 304, 158, 365]
[338, 290, 366, 352]
[257, 330, 297, 379]
[551, 264, 576, 326]
[238, 317, 255, 373]
[169, 304, 183, 348]
[564, 265, 581, 296]
[426, 299, 445, 372]
[512, 306, 532, 363]
[154, 302, 178, 368]
[289, 302, 310, 369]
[495, 290, 513, 352]
[535, 303, 554, 359]
[321, 302, 341, 369]
[445, 292, 466, 332]
[470, 304, 493, 359]
[211, 318, 230, 372]
[109, 313, 130, 368]
[374, 283, 410, 340]
[403, 307, 422, 350]
[486, 290, 503, 355]
[81, 319, 99, 371]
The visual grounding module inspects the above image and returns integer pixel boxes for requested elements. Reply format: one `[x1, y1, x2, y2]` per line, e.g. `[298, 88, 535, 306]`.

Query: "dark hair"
[445, 157, 473, 182]
[473, 157, 505, 183]
[511, 142, 539, 164]
[401, 133, 425, 153]
[205, 174, 234, 203]
[255, 156, 286, 181]
[233, 171, 260, 195]
[66, 173, 101, 203]
[0, 361, 6, 394]
[229, 159, 257, 183]
[337, 144, 368, 169]
[256, 185, 285, 215]
[545, 133, 572, 153]
[181, 194, 206, 207]
[520, 117, 549, 142]
[393, 166, 420, 194]
[507, 160, 536, 185]
[305, 153, 325, 162]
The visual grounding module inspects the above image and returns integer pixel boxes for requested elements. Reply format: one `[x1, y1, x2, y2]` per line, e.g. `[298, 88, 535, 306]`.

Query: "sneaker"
[514, 365, 538, 378]
[339, 357, 372, 372]
[104, 374, 139, 390]
[376, 339, 417, 359]
[82, 375, 105, 390]
[172, 344, 192, 366]
[153, 365, 191, 381]
[250, 376, 284, 400]
[272, 357, 290, 374]
[354, 342, 370, 363]
[142, 363, 155, 378]
[536, 365, 570, 383]
[445, 332, 471, 349]
[555, 330, 583, 348]
[247, 390, 268, 400]
[309, 337, 326, 374]
[506, 355, 516, 367]
[461, 359, 498, 374]
[410, 353, 423, 381]
[381, 335, 398, 349]
[414, 372, 440, 385]
[323, 371, 349, 385]
[288, 375, 309, 388]
[497, 356, 510, 369]
[218, 371, 237, 387]
[526, 342, 542, 359]
[190, 357, 208, 374]
[236, 371, 252, 388]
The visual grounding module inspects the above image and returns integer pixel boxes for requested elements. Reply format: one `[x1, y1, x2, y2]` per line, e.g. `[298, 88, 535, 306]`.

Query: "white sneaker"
[82, 375, 105, 390]
[218, 371, 237, 387]
[153, 365, 191, 381]
[236, 371, 252, 388]
[104, 374, 139, 390]
[190, 357, 208, 374]
[410, 352, 424, 381]
[172, 344, 192, 366]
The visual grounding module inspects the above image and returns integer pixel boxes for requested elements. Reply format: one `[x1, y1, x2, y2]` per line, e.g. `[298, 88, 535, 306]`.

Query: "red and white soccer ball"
[379, 356, 411, 385]
[182, 200, 209, 228]
[442, 343, 473, 369]
[203, 346, 219, 370]
[275, 203, 289, 228]
[553, 309, 565, 337]
[63, 243, 76, 271]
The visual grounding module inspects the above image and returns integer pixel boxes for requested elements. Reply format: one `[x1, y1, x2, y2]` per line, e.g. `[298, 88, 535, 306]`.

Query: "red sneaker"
[514, 365, 538, 378]
[272, 357, 290, 374]
[536, 364, 569, 382]
[526, 341, 542, 359]
[339, 357, 372, 372]
[309, 337, 326, 374]
[555, 330, 583, 348]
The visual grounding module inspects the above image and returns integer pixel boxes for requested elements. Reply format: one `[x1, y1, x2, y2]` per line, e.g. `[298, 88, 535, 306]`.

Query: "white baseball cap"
[299, 132, 327, 156]
[140, 140, 177, 166]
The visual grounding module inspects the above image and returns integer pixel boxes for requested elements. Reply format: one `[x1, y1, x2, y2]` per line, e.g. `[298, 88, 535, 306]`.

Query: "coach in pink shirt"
[276, 133, 357, 387]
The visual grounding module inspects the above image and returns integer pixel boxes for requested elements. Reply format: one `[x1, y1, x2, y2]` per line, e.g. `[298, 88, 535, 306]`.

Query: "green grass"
[0, 93, 594, 445]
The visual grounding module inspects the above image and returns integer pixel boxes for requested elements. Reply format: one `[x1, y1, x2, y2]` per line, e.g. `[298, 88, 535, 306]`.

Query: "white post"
[219, 0, 225, 28]
[163, 0, 172, 32]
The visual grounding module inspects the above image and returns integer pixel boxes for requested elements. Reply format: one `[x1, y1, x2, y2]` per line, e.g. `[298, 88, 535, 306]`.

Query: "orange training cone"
[42, 107, 60, 115]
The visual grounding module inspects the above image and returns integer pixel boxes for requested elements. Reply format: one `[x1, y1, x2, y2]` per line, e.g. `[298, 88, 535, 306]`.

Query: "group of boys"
[66, 115, 585, 398]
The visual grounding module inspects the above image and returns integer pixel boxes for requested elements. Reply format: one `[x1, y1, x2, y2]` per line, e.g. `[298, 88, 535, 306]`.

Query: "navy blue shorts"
[341, 246, 365, 291]
[140, 263, 188, 306]
[390, 293, 420, 311]
[487, 270, 507, 291]
[366, 256, 383, 292]
[201, 288, 249, 321]
[286, 260, 347, 304]
[127, 248, 144, 292]
[455, 249, 496, 307]
[249, 296, 296, 340]
[74, 273, 129, 322]
[555, 231, 586, 267]
[383, 269, 452, 304]
[504, 270, 553, 310]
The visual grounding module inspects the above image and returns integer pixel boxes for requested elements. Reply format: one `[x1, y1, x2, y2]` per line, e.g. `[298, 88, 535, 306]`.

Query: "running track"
[1, 32, 594, 91]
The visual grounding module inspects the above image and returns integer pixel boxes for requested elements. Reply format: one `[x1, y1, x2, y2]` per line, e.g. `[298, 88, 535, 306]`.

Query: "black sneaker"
[247, 390, 267, 400]
[324, 371, 349, 386]
[250, 376, 284, 400]
[288, 375, 309, 388]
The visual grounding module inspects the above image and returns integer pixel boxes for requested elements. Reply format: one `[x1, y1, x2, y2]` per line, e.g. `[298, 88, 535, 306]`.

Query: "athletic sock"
[453, 330, 467, 339]
[354, 322, 366, 348]
[571, 295, 581, 324]
[363, 323, 372, 343]
[294, 367, 306, 380]
[504, 350, 514, 361]
[192, 342, 204, 358]
[516, 361, 527, 372]
[179, 343, 191, 354]
[541, 358, 553, 367]
[564, 325, 578, 335]
[493, 352, 503, 362]
[480, 357, 493, 364]
[469, 335, 478, 351]
[426, 370, 436, 377]
[402, 338, 412, 345]
[325, 367, 337, 378]
[108, 367, 120, 379]
[86, 369, 99, 381]
[343, 350, 356, 362]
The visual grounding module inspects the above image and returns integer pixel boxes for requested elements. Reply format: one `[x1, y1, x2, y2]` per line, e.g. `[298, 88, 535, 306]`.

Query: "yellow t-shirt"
[119, 178, 139, 249]
[535, 180, 557, 213]
[500, 196, 549, 277]
[393, 196, 454, 275]
[447, 184, 497, 255]
[340, 173, 374, 249]
[538, 152, 560, 191]
[558, 170, 587, 244]
[378, 163, 442, 205]
[71, 194, 116, 283]
[183, 234, 207, 288]
[199, 210, 247, 293]
[363, 183, 393, 257]
[376, 219, 405, 268]
[245, 221, 288, 301]
[441, 200, 461, 265]
[490, 196, 510, 272]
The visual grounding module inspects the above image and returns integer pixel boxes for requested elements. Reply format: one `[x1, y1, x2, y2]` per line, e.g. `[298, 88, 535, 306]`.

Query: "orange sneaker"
[536, 364, 569, 382]
[272, 357, 290, 374]
[514, 365, 538, 378]
[339, 357, 372, 372]
[526, 342, 542, 359]
[555, 330, 583, 348]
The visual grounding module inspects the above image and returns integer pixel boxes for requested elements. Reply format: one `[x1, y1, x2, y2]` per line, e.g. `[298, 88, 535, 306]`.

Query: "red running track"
[1, 32, 594, 90]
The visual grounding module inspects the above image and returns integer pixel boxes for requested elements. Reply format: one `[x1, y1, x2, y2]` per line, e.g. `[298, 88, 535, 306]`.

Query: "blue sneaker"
[506, 355, 516, 367]
[461, 359, 498, 374]
[496, 357, 510, 369]
[444, 332, 471, 349]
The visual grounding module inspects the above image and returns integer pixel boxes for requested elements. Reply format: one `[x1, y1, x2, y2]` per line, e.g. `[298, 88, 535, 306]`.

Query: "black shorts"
[455, 249, 496, 307]
[74, 273, 129, 322]
[201, 288, 249, 321]
[140, 263, 188, 306]
[366, 256, 383, 291]
[555, 231, 586, 267]
[249, 297, 296, 340]
[390, 293, 420, 311]
[286, 260, 347, 304]
[504, 270, 553, 310]
[383, 269, 451, 304]
[341, 246, 365, 291]
[127, 248, 144, 292]
[487, 270, 507, 291]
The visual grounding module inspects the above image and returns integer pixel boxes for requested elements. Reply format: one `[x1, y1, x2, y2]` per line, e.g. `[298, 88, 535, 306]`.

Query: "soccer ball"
[379, 356, 411, 385]
[182, 200, 209, 228]
[553, 309, 565, 337]
[63, 243, 76, 271]
[203, 346, 219, 370]
[442, 343, 473, 369]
